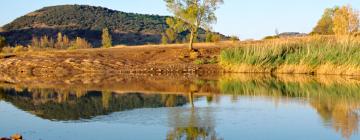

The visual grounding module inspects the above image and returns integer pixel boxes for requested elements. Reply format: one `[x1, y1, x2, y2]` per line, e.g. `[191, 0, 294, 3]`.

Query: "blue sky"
[0, 0, 359, 39]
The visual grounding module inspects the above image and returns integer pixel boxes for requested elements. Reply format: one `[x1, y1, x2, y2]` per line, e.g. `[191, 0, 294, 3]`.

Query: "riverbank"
[2, 36, 360, 76]
[0, 43, 232, 77]
[220, 36, 360, 75]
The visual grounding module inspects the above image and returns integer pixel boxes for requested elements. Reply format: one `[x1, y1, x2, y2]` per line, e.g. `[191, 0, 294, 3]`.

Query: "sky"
[0, 0, 359, 40]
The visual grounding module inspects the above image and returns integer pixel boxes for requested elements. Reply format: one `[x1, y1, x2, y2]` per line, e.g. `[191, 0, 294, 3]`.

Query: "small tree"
[164, 0, 223, 51]
[40, 35, 50, 48]
[55, 32, 63, 49]
[333, 5, 359, 35]
[102, 28, 112, 48]
[205, 31, 213, 42]
[62, 35, 71, 49]
[0, 36, 6, 52]
[161, 34, 169, 44]
[31, 37, 40, 49]
[230, 35, 240, 42]
[312, 7, 339, 35]
[211, 34, 221, 42]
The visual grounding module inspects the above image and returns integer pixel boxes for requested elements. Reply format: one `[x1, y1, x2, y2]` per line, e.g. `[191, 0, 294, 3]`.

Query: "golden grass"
[220, 35, 360, 75]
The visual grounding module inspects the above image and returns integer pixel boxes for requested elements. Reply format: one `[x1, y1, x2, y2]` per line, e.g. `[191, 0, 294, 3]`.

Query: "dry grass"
[220, 35, 360, 75]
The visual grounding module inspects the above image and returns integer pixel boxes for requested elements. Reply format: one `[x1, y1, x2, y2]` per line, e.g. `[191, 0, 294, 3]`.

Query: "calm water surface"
[0, 74, 359, 140]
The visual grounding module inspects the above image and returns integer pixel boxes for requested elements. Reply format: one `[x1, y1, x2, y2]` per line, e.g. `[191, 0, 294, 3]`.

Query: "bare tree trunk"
[188, 30, 194, 51]
[188, 92, 194, 108]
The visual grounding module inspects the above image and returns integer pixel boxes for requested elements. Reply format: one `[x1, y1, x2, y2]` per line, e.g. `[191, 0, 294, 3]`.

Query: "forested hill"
[0, 5, 227, 46]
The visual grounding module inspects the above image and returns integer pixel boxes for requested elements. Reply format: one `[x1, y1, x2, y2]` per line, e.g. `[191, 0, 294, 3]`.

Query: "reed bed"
[220, 36, 360, 75]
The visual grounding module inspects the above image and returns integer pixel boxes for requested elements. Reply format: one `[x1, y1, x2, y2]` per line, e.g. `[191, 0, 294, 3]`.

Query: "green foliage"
[0, 45, 28, 54]
[102, 28, 112, 48]
[68, 37, 92, 50]
[205, 32, 213, 42]
[220, 36, 360, 70]
[193, 57, 218, 65]
[263, 35, 280, 40]
[161, 34, 169, 44]
[54, 32, 71, 49]
[194, 59, 205, 65]
[230, 36, 240, 42]
[211, 34, 221, 42]
[13, 45, 27, 53]
[164, 0, 224, 50]
[2, 5, 228, 46]
[0, 36, 6, 52]
[0, 89, 187, 121]
[219, 77, 360, 101]
[311, 7, 339, 35]
[3, 5, 168, 34]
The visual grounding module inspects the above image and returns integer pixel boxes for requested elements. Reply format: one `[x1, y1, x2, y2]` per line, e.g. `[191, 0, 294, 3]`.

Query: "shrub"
[13, 45, 27, 53]
[0, 36, 6, 52]
[194, 59, 205, 65]
[69, 37, 92, 50]
[102, 28, 112, 48]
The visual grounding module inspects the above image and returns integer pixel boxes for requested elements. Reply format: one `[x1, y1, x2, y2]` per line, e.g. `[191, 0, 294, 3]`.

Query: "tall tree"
[164, 0, 223, 51]
[333, 5, 359, 35]
[312, 7, 339, 35]
[102, 28, 112, 48]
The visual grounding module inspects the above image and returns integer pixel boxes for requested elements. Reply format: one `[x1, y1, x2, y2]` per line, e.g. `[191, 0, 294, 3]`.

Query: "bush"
[102, 28, 112, 48]
[230, 36, 240, 42]
[13, 45, 27, 53]
[194, 59, 205, 65]
[0, 36, 6, 52]
[68, 37, 92, 50]
[1, 46, 13, 54]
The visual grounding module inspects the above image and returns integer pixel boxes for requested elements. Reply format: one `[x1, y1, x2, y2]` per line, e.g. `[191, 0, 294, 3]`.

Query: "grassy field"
[220, 36, 360, 75]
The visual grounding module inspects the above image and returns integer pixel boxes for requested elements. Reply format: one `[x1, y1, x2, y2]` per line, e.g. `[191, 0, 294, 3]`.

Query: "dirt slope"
[0, 44, 225, 78]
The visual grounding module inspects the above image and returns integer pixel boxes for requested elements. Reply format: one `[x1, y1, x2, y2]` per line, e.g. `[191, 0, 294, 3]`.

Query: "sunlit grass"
[220, 36, 360, 75]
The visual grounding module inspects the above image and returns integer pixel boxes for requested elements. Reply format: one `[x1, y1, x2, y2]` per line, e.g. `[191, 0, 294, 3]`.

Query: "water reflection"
[219, 74, 360, 140]
[0, 74, 360, 139]
[0, 88, 187, 121]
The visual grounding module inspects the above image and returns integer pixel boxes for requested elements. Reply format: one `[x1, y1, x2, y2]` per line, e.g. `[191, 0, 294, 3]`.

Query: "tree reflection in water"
[0, 74, 359, 139]
[219, 74, 360, 139]
[167, 92, 221, 140]
[0, 88, 188, 121]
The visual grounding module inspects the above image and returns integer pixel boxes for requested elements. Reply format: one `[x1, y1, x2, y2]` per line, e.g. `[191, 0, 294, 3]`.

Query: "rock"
[10, 134, 22, 140]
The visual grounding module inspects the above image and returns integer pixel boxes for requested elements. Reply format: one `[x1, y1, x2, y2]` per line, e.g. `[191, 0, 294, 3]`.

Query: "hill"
[0, 5, 227, 47]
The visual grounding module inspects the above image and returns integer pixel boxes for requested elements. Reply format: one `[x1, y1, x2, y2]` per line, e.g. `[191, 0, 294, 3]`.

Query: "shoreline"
[2, 40, 360, 77]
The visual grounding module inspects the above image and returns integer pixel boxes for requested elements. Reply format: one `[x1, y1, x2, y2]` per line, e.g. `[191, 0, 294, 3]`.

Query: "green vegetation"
[220, 36, 360, 75]
[164, 0, 224, 50]
[219, 75, 360, 139]
[0, 36, 6, 52]
[206, 32, 222, 43]
[31, 34, 92, 50]
[193, 59, 206, 65]
[3, 5, 168, 34]
[312, 5, 359, 35]
[101, 28, 112, 48]
[1, 33, 92, 54]
[221, 4, 360, 75]
[68, 37, 92, 50]
[0, 5, 227, 47]
[193, 57, 218, 65]
[0, 88, 187, 121]
[311, 7, 339, 35]
[220, 76, 360, 100]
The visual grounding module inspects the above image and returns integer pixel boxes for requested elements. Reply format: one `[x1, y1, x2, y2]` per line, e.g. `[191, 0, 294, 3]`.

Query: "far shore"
[2, 37, 360, 77]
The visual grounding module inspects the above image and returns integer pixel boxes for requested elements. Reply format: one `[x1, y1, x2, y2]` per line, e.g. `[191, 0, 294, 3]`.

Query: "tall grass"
[220, 36, 360, 75]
